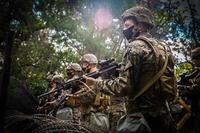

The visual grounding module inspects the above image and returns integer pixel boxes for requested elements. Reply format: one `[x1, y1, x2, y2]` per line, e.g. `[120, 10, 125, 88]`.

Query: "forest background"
[0, 0, 199, 95]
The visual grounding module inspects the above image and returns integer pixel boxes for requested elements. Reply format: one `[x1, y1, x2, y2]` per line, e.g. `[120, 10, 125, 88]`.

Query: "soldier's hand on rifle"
[43, 100, 57, 112]
[37, 100, 57, 114]
[83, 75, 97, 86]
[47, 100, 58, 107]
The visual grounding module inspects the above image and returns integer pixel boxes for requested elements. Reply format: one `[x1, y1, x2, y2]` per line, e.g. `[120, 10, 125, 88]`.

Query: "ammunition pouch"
[94, 92, 110, 113]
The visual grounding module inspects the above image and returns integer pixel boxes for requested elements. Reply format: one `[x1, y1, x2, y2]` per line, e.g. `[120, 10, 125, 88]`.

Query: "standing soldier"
[78, 53, 110, 133]
[84, 6, 177, 133]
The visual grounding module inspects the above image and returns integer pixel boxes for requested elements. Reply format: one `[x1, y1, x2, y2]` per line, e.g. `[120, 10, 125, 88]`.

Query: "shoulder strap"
[131, 36, 169, 101]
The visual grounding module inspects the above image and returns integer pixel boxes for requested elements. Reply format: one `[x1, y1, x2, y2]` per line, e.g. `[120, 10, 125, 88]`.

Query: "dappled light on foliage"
[0, 2, 199, 132]
[0, 0, 199, 95]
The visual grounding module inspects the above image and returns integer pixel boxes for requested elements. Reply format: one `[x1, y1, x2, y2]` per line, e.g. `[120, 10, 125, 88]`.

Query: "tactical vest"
[130, 36, 177, 104]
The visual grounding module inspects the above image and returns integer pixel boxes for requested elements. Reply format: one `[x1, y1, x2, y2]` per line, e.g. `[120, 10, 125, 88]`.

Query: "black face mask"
[123, 25, 137, 40]
[82, 67, 90, 73]
[82, 64, 91, 73]
[67, 72, 73, 78]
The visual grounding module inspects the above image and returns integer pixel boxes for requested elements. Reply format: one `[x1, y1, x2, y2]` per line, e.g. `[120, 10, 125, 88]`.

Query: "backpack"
[132, 36, 177, 102]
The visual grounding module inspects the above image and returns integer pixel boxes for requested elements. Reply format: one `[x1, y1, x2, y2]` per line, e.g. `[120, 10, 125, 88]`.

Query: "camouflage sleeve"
[75, 89, 96, 104]
[95, 40, 151, 96]
[95, 77, 129, 96]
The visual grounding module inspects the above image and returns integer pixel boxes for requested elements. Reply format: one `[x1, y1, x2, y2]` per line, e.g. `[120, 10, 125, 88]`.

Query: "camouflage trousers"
[109, 111, 125, 133]
[82, 112, 110, 133]
[117, 113, 151, 133]
[73, 107, 81, 124]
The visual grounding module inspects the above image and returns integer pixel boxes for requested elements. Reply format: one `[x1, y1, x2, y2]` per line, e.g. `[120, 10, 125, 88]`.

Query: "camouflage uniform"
[179, 48, 200, 112]
[94, 6, 177, 133]
[77, 83, 110, 133]
[178, 47, 200, 133]
[38, 74, 65, 114]
[64, 63, 83, 123]
[109, 96, 126, 133]
[78, 54, 110, 133]
[46, 74, 64, 101]
[50, 74, 64, 99]
[47, 64, 82, 121]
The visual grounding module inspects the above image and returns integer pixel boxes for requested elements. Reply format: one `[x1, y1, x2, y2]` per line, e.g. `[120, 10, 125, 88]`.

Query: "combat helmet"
[80, 53, 98, 64]
[122, 6, 154, 28]
[46, 74, 54, 82]
[52, 75, 64, 84]
[66, 63, 82, 72]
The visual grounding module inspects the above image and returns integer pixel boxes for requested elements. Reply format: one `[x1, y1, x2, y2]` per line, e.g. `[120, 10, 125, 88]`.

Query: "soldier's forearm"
[95, 77, 128, 96]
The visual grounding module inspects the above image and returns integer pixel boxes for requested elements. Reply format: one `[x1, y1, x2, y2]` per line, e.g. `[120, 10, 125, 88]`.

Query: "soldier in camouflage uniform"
[178, 47, 200, 111]
[38, 74, 54, 108]
[178, 47, 200, 133]
[77, 53, 110, 133]
[66, 63, 83, 80]
[65, 63, 83, 123]
[38, 65, 82, 121]
[41, 64, 83, 121]
[84, 6, 177, 133]
[38, 74, 65, 114]
[50, 75, 64, 91]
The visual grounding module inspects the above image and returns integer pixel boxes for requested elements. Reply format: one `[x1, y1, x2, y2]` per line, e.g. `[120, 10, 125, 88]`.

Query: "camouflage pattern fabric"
[76, 86, 110, 133]
[73, 74, 110, 133]
[121, 6, 154, 28]
[109, 96, 126, 133]
[96, 33, 176, 112]
[109, 109, 125, 133]
[95, 33, 177, 132]
[82, 112, 109, 133]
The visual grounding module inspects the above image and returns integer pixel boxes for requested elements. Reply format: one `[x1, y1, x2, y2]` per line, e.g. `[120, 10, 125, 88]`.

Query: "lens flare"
[94, 8, 113, 30]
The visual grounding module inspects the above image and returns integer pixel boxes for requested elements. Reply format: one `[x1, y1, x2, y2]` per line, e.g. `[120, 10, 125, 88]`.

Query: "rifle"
[98, 58, 120, 79]
[38, 59, 120, 99]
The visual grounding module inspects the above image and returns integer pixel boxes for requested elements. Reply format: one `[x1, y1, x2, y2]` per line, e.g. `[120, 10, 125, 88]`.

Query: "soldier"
[84, 6, 177, 133]
[39, 65, 82, 121]
[78, 53, 110, 133]
[38, 74, 54, 107]
[80, 53, 99, 73]
[66, 63, 83, 80]
[50, 74, 64, 92]
[178, 47, 200, 133]
[64, 63, 83, 123]
[66, 63, 83, 94]
[38, 74, 65, 114]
